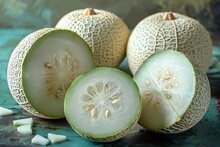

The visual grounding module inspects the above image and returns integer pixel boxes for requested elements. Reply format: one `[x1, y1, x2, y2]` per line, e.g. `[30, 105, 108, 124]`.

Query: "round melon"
[64, 67, 141, 142]
[55, 8, 130, 67]
[133, 50, 211, 133]
[7, 28, 95, 119]
[127, 12, 213, 74]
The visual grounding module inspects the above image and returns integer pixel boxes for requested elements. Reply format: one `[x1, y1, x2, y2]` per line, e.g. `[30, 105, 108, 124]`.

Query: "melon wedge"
[31, 135, 49, 145]
[17, 124, 32, 135]
[64, 67, 141, 142]
[7, 28, 95, 119]
[133, 50, 211, 133]
[0, 106, 13, 116]
[13, 118, 33, 126]
[48, 133, 66, 144]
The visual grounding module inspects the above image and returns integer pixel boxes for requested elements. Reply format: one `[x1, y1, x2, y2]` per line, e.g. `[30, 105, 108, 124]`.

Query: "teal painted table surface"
[1, 29, 220, 147]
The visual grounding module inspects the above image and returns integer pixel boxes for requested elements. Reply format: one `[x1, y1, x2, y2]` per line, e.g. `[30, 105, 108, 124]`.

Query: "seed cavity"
[109, 92, 122, 100]
[55, 88, 64, 100]
[44, 50, 79, 100]
[81, 81, 122, 120]
[166, 82, 178, 89]
[154, 101, 161, 111]
[112, 98, 120, 105]
[45, 63, 53, 69]
[82, 104, 95, 112]
[165, 92, 172, 100]
[90, 108, 99, 118]
[105, 109, 111, 118]
[143, 66, 180, 111]
[156, 67, 179, 96]
[143, 92, 152, 107]
[87, 86, 97, 97]
[81, 94, 93, 101]
[91, 107, 98, 118]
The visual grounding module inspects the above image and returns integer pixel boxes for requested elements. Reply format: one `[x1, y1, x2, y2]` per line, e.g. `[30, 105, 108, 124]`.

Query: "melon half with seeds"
[64, 67, 141, 142]
[7, 28, 95, 119]
[56, 8, 130, 67]
[127, 12, 212, 74]
[133, 50, 210, 133]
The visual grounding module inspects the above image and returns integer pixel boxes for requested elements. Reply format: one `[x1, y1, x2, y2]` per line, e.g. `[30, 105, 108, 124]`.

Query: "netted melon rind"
[56, 8, 130, 67]
[7, 28, 64, 119]
[156, 68, 211, 134]
[77, 111, 141, 142]
[127, 12, 212, 74]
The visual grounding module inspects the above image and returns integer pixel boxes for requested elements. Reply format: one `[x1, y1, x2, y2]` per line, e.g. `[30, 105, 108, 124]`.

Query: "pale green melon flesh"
[64, 67, 141, 142]
[134, 50, 196, 130]
[20, 30, 95, 118]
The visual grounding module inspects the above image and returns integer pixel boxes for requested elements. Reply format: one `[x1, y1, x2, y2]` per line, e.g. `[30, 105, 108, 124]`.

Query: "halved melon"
[7, 28, 95, 119]
[64, 67, 141, 142]
[133, 50, 211, 133]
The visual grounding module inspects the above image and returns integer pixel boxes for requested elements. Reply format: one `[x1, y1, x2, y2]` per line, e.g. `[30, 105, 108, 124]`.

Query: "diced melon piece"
[13, 118, 33, 126]
[48, 133, 66, 144]
[17, 124, 32, 135]
[31, 135, 49, 145]
[0, 106, 13, 116]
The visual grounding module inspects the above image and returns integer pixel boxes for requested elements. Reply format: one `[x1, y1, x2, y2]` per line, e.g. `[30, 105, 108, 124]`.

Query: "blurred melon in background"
[1, 0, 220, 33]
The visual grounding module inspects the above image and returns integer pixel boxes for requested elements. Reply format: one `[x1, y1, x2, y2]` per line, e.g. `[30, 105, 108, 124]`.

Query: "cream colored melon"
[134, 50, 211, 133]
[127, 12, 212, 74]
[7, 28, 95, 119]
[56, 8, 130, 67]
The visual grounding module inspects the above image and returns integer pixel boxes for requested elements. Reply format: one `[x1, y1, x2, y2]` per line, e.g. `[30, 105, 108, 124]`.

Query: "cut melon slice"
[0, 106, 13, 116]
[64, 67, 141, 142]
[133, 50, 211, 133]
[17, 124, 32, 135]
[31, 135, 49, 145]
[48, 133, 66, 144]
[7, 28, 95, 119]
[13, 118, 33, 126]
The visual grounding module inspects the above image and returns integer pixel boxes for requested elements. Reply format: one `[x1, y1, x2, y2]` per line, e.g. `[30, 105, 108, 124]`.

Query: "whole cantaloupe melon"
[56, 8, 130, 67]
[127, 12, 212, 74]
[55, 8, 130, 67]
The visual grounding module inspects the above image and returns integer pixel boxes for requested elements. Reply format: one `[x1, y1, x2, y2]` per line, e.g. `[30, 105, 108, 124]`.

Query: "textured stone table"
[0, 29, 220, 146]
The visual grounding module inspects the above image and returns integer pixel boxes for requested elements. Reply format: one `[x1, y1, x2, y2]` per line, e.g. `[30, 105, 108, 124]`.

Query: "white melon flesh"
[31, 135, 49, 145]
[133, 50, 210, 133]
[17, 124, 32, 135]
[13, 118, 33, 126]
[7, 28, 95, 119]
[64, 67, 141, 142]
[0, 107, 13, 116]
[48, 133, 66, 144]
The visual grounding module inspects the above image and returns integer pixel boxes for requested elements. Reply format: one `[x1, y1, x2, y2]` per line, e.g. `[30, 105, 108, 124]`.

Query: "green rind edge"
[64, 67, 142, 142]
[134, 50, 211, 133]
